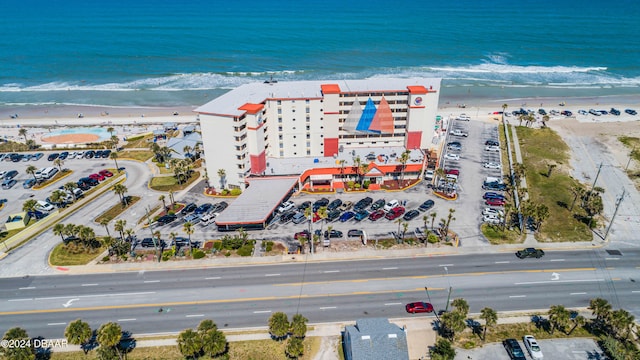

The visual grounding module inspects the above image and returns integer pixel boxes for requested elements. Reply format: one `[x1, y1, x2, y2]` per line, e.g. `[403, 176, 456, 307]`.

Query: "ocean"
[1, 0, 639, 109]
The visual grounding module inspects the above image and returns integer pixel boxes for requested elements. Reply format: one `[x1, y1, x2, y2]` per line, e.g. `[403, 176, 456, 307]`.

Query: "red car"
[368, 209, 385, 221]
[385, 206, 405, 220]
[486, 198, 505, 206]
[99, 169, 113, 177]
[406, 302, 434, 314]
[445, 168, 460, 176]
[89, 173, 105, 181]
[312, 212, 321, 223]
[294, 231, 310, 240]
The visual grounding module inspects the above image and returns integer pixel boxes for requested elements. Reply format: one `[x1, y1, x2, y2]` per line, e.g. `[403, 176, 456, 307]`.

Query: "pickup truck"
[450, 129, 468, 137]
[515, 248, 545, 259]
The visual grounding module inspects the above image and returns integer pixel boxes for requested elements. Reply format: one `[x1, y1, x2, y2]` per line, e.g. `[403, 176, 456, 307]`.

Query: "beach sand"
[41, 133, 101, 144]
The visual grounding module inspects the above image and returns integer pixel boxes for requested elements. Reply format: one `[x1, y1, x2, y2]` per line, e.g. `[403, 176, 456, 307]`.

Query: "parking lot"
[454, 337, 606, 360]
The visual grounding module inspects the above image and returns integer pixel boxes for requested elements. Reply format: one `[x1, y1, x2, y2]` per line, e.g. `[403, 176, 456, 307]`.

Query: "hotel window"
[292, 109, 295, 113]
[278, 126, 283, 131]
[278, 117, 282, 123]
[280, 151, 284, 156]
[306, 141, 310, 147]
[306, 150, 311, 155]
[305, 107, 310, 113]
[306, 134, 310, 139]
[278, 109, 282, 114]
[305, 99, 309, 104]
[279, 143, 283, 148]
[277, 100, 281, 105]
[306, 115, 310, 122]
[306, 125, 310, 131]
[279, 135, 283, 140]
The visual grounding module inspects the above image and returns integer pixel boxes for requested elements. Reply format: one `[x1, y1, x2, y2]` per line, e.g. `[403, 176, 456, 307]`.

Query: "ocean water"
[1, 0, 639, 108]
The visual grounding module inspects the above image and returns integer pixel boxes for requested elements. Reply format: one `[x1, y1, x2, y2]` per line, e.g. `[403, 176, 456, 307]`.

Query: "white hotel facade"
[195, 78, 441, 189]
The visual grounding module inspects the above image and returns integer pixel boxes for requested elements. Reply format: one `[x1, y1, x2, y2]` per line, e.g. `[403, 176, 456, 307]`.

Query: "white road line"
[47, 323, 66, 326]
[185, 314, 204, 318]
[515, 279, 604, 285]
[384, 303, 402, 306]
[632, 291, 640, 293]
[34, 291, 156, 301]
[205, 277, 221, 280]
[438, 264, 454, 267]
[494, 261, 510, 264]
[382, 267, 398, 270]
[19, 287, 35, 290]
[605, 258, 620, 261]
[509, 295, 526, 298]
[570, 292, 587, 295]
[323, 270, 340, 273]
[117, 318, 137, 322]
[143, 280, 160, 283]
[264, 274, 281, 277]
[81, 283, 99, 287]
[549, 259, 565, 262]
[253, 310, 272, 314]
[320, 306, 337, 310]
[8, 298, 33, 302]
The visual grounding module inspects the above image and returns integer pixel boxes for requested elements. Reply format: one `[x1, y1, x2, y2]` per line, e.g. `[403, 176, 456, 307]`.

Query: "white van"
[383, 199, 399, 212]
[200, 212, 218, 226]
[36, 167, 58, 180]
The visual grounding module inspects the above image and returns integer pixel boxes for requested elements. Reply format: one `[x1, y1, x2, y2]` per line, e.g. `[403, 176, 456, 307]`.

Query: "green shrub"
[265, 241, 274, 252]
[212, 241, 223, 251]
[102, 256, 111, 262]
[162, 249, 174, 261]
[363, 180, 371, 189]
[221, 189, 229, 195]
[427, 233, 439, 244]
[347, 181, 355, 189]
[225, 251, 231, 257]
[192, 249, 206, 259]
[230, 188, 242, 196]
[236, 244, 253, 257]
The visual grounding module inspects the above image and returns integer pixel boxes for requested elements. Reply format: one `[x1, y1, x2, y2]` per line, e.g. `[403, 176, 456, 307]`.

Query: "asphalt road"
[1, 248, 638, 338]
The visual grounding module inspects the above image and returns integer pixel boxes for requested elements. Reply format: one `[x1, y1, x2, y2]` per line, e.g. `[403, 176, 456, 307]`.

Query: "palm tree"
[110, 135, 119, 149]
[49, 190, 66, 208]
[197, 319, 217, 335]
[64, 181, 79, 201]
[169, 232, 178, 249]
[53, 223, 66, 242]
[480, 307, 497, 341]
[610, 309, 635, 340]
[64, 223, 79, 239]
[18, 127, 28, 143]
[110, 151, 120, 172]
[112, 184, 128, 205]
[114, 219, 127, 240]
[97, 322, 123, 360]
[183, 221, 194, 249]
[285, 337, 304, 359]
[451, 298, 469, 318]
[440, 309, 466, 340]
[430, 211, 437, 230]
[502, 103, 508, 118]
[268, 312, 290, 341]
[168, 190, 175, 207]
[2, 327, 35, 359]
[78, 226, 96, 251]
[548, 305, 570, 334]
[568, 314, 586, 335]
[25, 139, 36, 150]
[159, 194, 166, 210]
[99, 218, 111, 237]
[53, 158, 64, 172]
[442, 208, 456, 240]
[65, 319, 92, 354]
[546, 162, 557, 177]
[22, 199, 37, 213]
[217, 169, 226, 189]
[26, 165, 38, 182]
[183, 145, 193, 159]
[398, 150, 411, 187]
[589, 298, 612, 324]
[290, 313, 308, 339]
[177, 329, 202, 360]
[107, 127, 115, 137]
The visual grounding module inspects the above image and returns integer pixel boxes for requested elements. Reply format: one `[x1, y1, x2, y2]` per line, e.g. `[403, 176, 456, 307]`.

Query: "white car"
[485, 145, 500, 152]
[456, 114, 470, 121]
[483, 162, 501, 169]
[482, 208, 504, 217]
[523, 335, 543, 359]
[424, 170, 434, 181]
[482, 215, 501, 224]
[35, 200, 55, 213]
[69, 151, 78, 159]
[450, 129, 468, 137]
[444, 153, 460, 161]
[277, 201, 296, 213]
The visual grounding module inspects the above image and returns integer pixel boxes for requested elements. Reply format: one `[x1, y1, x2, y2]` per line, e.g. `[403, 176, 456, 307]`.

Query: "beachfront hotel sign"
[414, 96, 423, 106]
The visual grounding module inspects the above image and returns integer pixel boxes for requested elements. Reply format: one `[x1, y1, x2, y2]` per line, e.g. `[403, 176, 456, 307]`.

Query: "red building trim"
[323, 138, 339, 157]
[250, 151, 267, 174]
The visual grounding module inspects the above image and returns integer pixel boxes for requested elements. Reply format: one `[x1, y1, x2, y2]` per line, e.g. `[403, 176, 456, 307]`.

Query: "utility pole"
[604, 189, 626, 240]
[625, 146, 636, 171]
[146, 207, 161, 262]
[591, 163, 604, 191]
[443, 266, 452, 313]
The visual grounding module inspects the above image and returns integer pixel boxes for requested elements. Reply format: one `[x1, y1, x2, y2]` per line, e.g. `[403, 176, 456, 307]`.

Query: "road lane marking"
[515, 279, 604, 285]
[605, 258, 620, 261]
[47, 323, 66, 326]
[320, 306, 337, 310]
[509, 295, 526, 298]
[144, 280, 160, 283]
[571, 292, 587, 295]
[382, 267, 398, 270]
[264, 274, 281, 277]
[8, 298, 33, 302]
[632, 291, 640, 293]
[19, 287, 35, 290]
[34, 291, 156, 301]
[185, 314, 204, 318]
[253, 310, 272, 314]
[438, 264, 454, 267]
[118, 318, 137, 322]
[323, 270, 340, 273]
[549, 259, 565, 262]
[82, 284, 99, 287]
[385, 303, 401, 306]
[494, 261, 510, 264]
[205, 277, 221, 280]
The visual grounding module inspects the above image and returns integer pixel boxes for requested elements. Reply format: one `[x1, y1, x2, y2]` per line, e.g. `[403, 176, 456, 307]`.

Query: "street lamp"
[444, 266, 452, 312]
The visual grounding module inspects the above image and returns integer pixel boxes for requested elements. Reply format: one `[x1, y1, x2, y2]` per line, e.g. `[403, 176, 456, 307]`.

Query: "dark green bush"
[236, 244, 253, 257]
[192, 249, 206, 259]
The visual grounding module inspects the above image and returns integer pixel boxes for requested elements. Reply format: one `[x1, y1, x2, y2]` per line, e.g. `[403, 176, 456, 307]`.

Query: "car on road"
[183, 213, 201, 225]
[156, 214, 177, 225]
[47, 153, 59, 161]
[451, 129, 468, 137]
[503, 338, 526, 360]
[354, 209, 369, 221]
[483, 192, 505, 200]
[324, 229, 343, 239]
[419, 200, 435, 212]
[339, 211, 355, 222]
[369, 209, 385, 221]
[182, 203, 197, 214]
[278, 201, 295, 213]
[405, 302, 434, 314]
[194, 203, 213, 215]
[338, 201, 353, 211]
[483, 162, 501, 169]
[371, 199, 386, 210]
[625, 109, 637, 115]
[516, 248, 545, 259]
[444, 153, 460, 161]
[486, 198, 505, 206]
[403, 209, 420, 221]
[354, 197, 373, 211]
[523, 335, 543, 359]
[485, 145, 500, 152]
[482, 207, 504, 217]
[456, 114, 470, 121]
[385, 206, 405, 220]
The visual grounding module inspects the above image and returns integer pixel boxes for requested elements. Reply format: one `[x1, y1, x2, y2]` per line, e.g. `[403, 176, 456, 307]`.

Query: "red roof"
[321, 84, 341, 94]
[407, 85, 428, 94]
[238, 103, 264, 114]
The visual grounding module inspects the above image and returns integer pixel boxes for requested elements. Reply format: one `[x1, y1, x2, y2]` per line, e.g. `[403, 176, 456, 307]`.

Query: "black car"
[156, 214, 177, 225]
[58, 151, 69, 160]
[298, 201, 311, 211]
[141, 238, 157, 247]
[101, 149, 111, 158]
[538, 108, 546, 115]
[625, 109, 637, 115]
[77, 181, 91, 191]
[326, 209, 341, 222]
[515, 247, 545, 259]
[324, 229, 343, 239]
[194, 203, 213, 215]
[418, 200, 435, 212]
[279, 211, 296, 224]
[483, 182, 507, 191]
[213, 201, 228, 212]
[485, 139, 499, 146]
[85, 150, 95, 159]
[610, 108, 620, 116]
[94, 150, 104, 158]
[327, 199, 342, 211]
[312, 198, 329, 211]
[503, 339, 526, 360]
[403, 209, 420, 221]
[78, 177, 98, 186]
[182, 203, 197, 213]
[348, 229, 364, 238]
[47, 153, 59, 161]
[371, 199, 386, 210]
[4, 170, 18, 180]
[11, 153, 23, 162]
[172, 236, 190, 247]
[560, 110, 572, 116]
[354, 197, 373, 211]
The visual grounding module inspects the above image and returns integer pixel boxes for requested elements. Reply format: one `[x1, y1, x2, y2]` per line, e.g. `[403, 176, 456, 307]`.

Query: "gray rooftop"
[213, 177, 298, 226]
[343, 318, 409, 360]
[194, 78, 441, 117]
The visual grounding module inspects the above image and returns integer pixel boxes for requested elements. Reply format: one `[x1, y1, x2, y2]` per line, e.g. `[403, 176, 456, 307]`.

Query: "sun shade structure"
[368, 96, 394, 134]
[342, 97, 362, 133]
[356, 98, 377, 133]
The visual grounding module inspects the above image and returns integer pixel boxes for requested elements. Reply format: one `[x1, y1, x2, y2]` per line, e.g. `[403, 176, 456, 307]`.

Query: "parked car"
[347, 229, 364, 238]
[326, 209, 341, 222]
[183, 213, 200, 225]
[383, 199, 399, 212]
[483, 162, 501, 169]
[1, 179, 17, 189]
[95, 150, 104, 158]
[156, 214, 177, 225]
[483, 192, 506, 200]
[294, 230, 310, 240]
[385, 206, 405, 220]
[327, 199, 343, 211]
[516, 248, 545, 259]
[354, 209, 369, 221]
[523, 335, 543, 359]
[610, 108, 620, 116]
[483, 182, 507, 191]
[485, 139, 499, 146]
[482, 208, 504, 217]
[485, 145, 500, 152]
[85, 150, 96, 159]
[279, 211, 296, 223]
[298, 201, 312, 211]
[338, 201, 353, 211]
[560, 110, 572, 117]
[403, 209, 420, 221]
[4, 170, 18, 180]
[58, 151, 69, 160]
[371, 199, 386, 210]
[456, 114, 470, 121]
[418, 200, 435, 212]
[424, 170, 434, 181]
[354, 197, 373, 211]
[47, 153, 59, 161]
[339, 211, 356, 222]
[503, 339, 526, 360]
[99, 170, 114, 177]
[35, 200, 55, 213]
[588, 109, 601, 116]
[23, 178, 36, 189]
[368, 209, 385, 221]
[405, 302, 433, 313]
[213, 201, 228, 212]
[194, 203, 213, 215]
[182, 203, 197, 214]
[486, 198, 505, 206]
[444, 153, 460, 160]
[324, 229, 343, 239]
[292, 212, 307, 224]
[89, 173, 105, 181]
[101, 149, 111, 158]
[312, 198, 329, 211]
[278, 201, 296, 213]
[450, 129, 468, 137]
[483, 215, 501, 224]
[625, 109, 637, 115]
[33, 153, 44, 160]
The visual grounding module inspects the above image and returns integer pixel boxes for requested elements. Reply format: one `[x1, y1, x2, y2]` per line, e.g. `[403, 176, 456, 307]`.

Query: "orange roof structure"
[238, 103, 264, 114]
[407, 85, 428, 94]
[321, 84, 341, 94]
